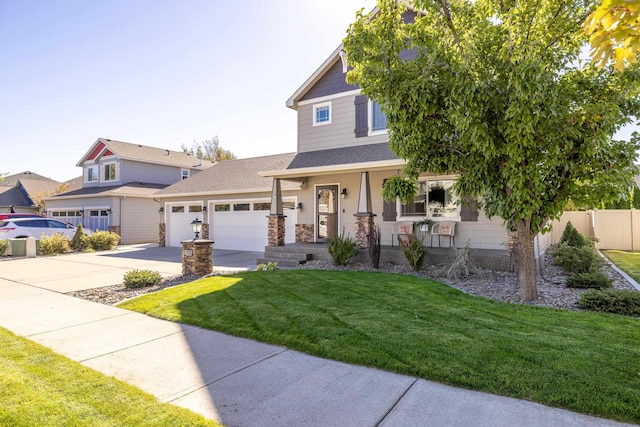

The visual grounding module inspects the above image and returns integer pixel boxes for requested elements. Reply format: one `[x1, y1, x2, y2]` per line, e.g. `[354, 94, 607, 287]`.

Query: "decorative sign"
[184, 249, 193, 257]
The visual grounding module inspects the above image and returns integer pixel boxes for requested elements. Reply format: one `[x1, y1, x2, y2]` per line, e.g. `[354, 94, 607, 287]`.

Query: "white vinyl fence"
[548, 210, 640, 251]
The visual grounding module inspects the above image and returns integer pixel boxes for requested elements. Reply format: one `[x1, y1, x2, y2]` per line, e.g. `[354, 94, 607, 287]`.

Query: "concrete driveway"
[0, 243, 261, 292]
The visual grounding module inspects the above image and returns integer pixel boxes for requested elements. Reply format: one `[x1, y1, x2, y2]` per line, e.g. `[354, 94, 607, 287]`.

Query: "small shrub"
[559, 221, 589, 247]
[566, 272, 613, 289]
[552, 243, 603, 273]
[578, 289, 640, 316]
[71, 224, 90, 251]
[367, 224, 381, 269]
[123, 269, 162, 288]
[87, 231, 120, 251]
[327, 229, 358, 266]
[433, 240, 478, 280]
[256, 262, 279, 271]
[39, 233, 71, 255]
[0, 240, 6, 256]
[399, 233, 427, 271]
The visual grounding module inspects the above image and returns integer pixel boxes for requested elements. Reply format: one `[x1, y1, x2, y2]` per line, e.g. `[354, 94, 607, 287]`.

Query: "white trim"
[312, 102, 332, 126]
[84, 164, 99, 183]
[314, 183, 342, 243]
[298, 89, 361, 107]
[259, 159, 406, 178]
[102, 161, 119, 182]
[181, 169, 190, 180]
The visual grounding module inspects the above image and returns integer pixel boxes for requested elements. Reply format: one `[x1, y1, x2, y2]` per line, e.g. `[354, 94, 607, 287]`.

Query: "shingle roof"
[286, 143, 399, 169]
[77, 138, 214, 170]
[0, 186, 32, 207]
[1, 171, 55, 187]
[47, 182, 168, 200]
[18, 178, 64, 198]
[156, 153, 299, 197]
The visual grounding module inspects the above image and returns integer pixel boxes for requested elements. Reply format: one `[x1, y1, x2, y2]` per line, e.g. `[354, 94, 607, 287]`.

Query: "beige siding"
[298, 94, 388, 153]
[119, 197, 160, 244]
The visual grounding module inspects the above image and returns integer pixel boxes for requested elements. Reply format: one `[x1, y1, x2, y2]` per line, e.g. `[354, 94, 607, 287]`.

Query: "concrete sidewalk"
[0, 247, 635, 426]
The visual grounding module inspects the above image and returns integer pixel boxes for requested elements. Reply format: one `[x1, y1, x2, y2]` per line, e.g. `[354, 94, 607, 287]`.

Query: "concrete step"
[256, 258, 307, 267]
[262, 251, 313, 261]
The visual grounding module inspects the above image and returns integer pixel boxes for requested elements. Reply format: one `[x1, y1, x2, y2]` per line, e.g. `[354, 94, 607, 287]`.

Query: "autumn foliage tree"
[344, 0, 640, 301]
[181, 136, 236, 162]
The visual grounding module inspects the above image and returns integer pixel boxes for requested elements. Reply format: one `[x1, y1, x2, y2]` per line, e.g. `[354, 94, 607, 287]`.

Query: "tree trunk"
[515, 220, 537, 302]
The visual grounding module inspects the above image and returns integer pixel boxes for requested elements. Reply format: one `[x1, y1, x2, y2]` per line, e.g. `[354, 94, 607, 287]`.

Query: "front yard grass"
[602, 250, 640, 283]
[118, 270, 640, 424]
[0, 327, 221, 427]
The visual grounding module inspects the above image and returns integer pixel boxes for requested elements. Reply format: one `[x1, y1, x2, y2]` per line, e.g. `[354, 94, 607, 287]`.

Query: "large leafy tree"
[344, 0, 640, 301]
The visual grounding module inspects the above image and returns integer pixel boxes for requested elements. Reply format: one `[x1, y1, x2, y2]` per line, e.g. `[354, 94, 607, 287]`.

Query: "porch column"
[354, 172, 376, 248]
[158, 206, 166, 247]
[268, 179, 286, 246]
[201, 201, 209, 240]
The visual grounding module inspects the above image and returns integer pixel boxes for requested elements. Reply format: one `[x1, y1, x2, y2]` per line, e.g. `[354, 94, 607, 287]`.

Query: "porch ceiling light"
[191, 217, 202, 239]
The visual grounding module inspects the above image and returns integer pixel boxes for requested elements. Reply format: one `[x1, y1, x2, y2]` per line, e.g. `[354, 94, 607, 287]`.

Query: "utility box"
[7, 239, 26, 257]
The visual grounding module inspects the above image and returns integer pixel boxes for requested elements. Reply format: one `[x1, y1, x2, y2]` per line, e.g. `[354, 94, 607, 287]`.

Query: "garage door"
[167, 203, 204, 247]
[211, 200, 296, 251]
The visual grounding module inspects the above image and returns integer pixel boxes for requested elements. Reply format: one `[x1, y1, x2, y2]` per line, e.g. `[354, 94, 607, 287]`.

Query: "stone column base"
[268, 215, 286, 246]
[159, 223, 166, 247]
[354, 213, 376, 248]
[202, 223, 210, 240]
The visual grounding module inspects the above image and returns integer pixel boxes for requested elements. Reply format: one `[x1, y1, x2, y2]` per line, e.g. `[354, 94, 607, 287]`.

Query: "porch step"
[257, 247, 313, 267]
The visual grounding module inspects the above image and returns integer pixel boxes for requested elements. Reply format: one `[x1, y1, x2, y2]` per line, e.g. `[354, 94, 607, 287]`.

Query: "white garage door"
[211, 200, 296, 251]
[167, 203, 205, 247]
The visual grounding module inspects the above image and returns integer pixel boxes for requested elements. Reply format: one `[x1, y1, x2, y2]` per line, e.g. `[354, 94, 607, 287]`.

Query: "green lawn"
[0, 327, 221, 427]
[118, 270, 640, 424]
[602, 250, 640, 283]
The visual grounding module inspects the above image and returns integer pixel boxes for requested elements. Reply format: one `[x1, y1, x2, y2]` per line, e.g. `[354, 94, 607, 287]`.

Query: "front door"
[316, 185, 338, 242]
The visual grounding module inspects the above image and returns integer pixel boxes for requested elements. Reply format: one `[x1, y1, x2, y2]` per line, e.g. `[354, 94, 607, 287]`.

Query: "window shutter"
[354, 95, 368, 137]
[460, 196, 479, 222]
[382, 179, 396, 221]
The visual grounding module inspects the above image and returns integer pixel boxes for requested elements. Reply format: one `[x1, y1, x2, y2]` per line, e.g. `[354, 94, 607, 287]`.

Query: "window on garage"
[172, 206, 184, 213]
[234, 203, 250, 211]
[189, 205, 202, 213]
[214, 204, 230, 212]
[254, 202, 271, 211]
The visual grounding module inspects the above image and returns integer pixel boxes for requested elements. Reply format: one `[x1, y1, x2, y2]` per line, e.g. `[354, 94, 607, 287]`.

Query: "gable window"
[181, 169, 189, 180]
[103, 162, 117, 182]
[370, 100, 387, 133]
[86, 165, 98, 183]
[313, 102, 331, 126]
[401, 179, 459, 218]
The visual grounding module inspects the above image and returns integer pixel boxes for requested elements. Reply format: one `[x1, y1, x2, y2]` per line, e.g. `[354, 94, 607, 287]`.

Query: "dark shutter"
[354, 95, 368, 137]
[460, 196, 479, 222]
[382, 179, 397, 221]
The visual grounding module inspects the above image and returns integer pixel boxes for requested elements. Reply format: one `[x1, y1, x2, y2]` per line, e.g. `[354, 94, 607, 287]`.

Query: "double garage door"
[167, 200, 297, 251]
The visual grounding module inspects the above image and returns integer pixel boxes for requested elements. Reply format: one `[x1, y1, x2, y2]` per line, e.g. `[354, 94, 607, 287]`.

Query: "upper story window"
[181, 169, 190, 180]
[313, 102, 332, 126]
[103, 162, 118, 182]
[401, 179, 460, 218]
[370, 100, 387, 133]
[85, 165, 98, 183]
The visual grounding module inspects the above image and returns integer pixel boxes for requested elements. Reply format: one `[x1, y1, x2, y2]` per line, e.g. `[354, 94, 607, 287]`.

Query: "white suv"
[0, 218, 92, 239]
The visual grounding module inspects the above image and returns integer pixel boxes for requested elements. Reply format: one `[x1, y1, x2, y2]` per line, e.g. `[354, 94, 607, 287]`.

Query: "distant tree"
[583, 0, 640, 71]
[344, 0, 640, 301]
[32, 182, 70, 214]
[181, 136, 236, 162]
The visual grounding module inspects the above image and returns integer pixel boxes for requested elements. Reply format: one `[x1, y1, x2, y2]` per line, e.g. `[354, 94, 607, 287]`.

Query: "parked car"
[0, 213, 44, 221]
[0, 218, 92, 239]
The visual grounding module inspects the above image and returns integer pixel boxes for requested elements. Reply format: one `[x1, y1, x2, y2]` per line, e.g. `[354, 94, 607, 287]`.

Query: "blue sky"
[1, 1, 637, 182]
[0, 0, 373, 181]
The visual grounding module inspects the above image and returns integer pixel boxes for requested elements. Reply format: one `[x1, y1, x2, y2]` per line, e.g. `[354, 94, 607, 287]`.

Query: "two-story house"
[156, 41, 509, 253]
[45, 138, 212, 244]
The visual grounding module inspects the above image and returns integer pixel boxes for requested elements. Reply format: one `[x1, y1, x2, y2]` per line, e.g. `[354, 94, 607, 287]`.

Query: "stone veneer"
[159, 223, 166, 247]
[181, 240, 213, 275]
[108, 226, 121, 237]
[268, 215, 286, 246]
[202, 223, 210, 240]
[354, 213, 376, 249]
[295, 224, 314, 243]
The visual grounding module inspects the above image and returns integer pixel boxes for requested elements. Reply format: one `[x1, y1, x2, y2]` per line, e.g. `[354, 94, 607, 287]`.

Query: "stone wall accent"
[268, 215, 286, 246]
[108, 225, 121, 237]
[181, 240, 213, 275]
[202, 223, 210, 240]
[354, 213, 376, 248]
[295, 224, 314, 243]
[159, 223, 166, 247]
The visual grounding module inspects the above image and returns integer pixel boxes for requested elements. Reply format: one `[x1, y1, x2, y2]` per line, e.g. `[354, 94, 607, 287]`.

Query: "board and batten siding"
[298, 94, 388, 153]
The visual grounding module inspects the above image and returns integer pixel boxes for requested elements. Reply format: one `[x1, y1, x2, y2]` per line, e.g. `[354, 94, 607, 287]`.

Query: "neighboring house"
[157, 39, 509, 251]
[0, 171, 64, 214]
[45, 138, 213, 244]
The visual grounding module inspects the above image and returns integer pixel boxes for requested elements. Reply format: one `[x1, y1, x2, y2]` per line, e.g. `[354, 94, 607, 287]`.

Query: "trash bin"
[7, 238, 27, 257]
